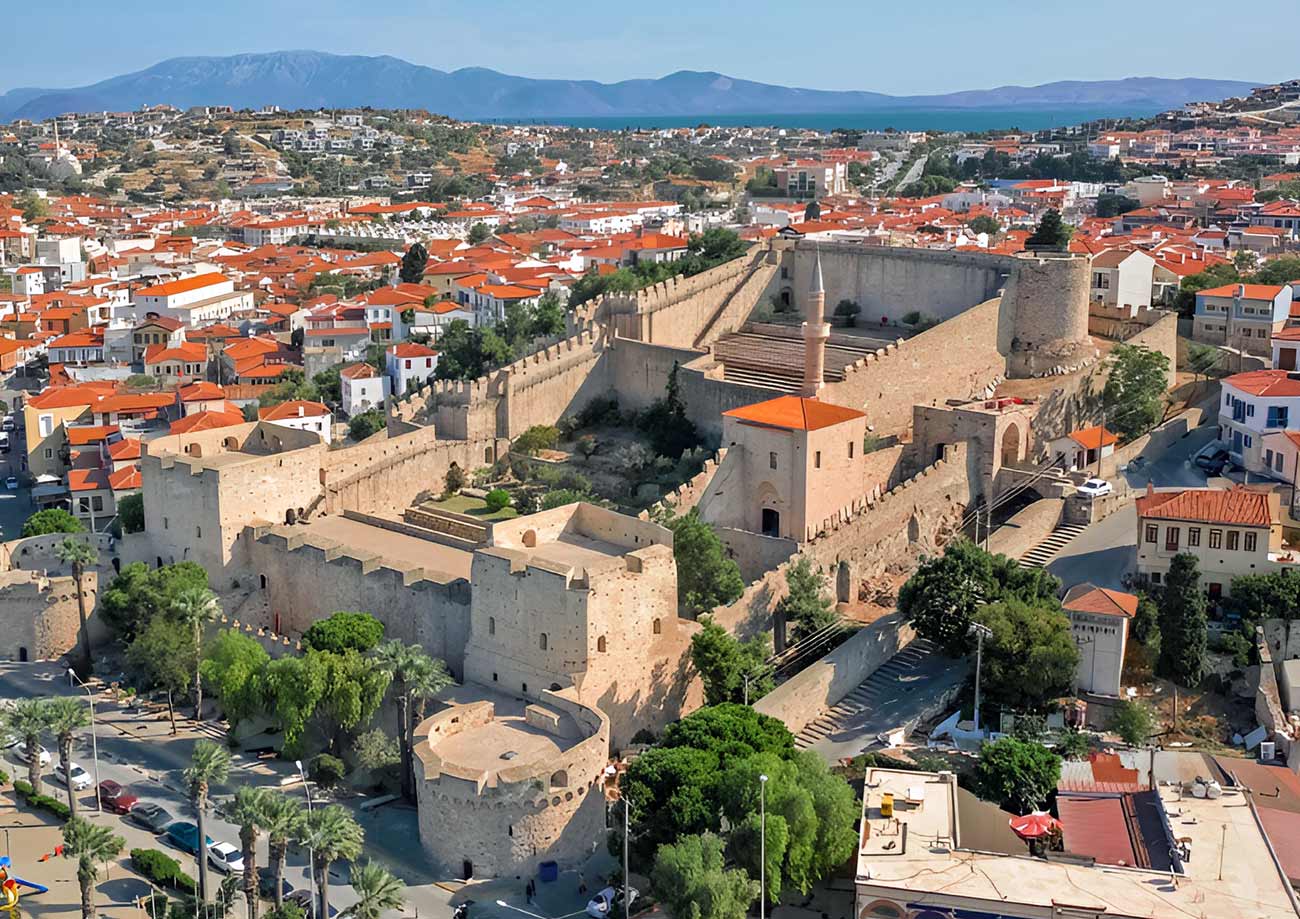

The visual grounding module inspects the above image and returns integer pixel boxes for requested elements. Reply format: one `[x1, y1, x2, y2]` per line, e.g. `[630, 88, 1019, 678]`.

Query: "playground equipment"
[0, 856, 48, 908]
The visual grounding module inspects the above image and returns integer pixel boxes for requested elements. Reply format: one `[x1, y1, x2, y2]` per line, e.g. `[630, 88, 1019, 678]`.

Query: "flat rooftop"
[298, 514, 472, 582]
[856, 766, 1299, 919]
[428, 685, 580, 776]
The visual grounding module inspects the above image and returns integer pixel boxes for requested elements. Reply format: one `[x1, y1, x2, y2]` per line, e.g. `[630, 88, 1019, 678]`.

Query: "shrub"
[576, 396, 620, 429]
[443, 464, 466, 496]
[302, 611, 385, 654]
[900, 310, 922, 327]
[311, 754, 346, 788]
[131, 848, 197, 894]
[1109, 700, 1155, 746]
[0, 769, 9, 786]
[576, 434, 599, 459]
[512, 424, 560, 456]
[484, 489, 512, 512]
[833, 299, 861, 327]
[13, 780, 31, 797]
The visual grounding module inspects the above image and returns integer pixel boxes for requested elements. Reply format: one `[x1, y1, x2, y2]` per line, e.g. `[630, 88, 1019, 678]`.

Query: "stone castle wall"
[0, 569, 99, 663]
[1002, 254, 1096, 377]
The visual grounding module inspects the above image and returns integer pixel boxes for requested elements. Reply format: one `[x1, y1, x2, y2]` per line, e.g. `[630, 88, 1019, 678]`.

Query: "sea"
[486, 107, 1163, 133]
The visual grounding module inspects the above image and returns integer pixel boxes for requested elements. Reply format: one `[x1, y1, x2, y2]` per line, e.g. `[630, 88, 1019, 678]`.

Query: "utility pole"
[622, 797, 630, 919]
[1097, 408, 1106, 480]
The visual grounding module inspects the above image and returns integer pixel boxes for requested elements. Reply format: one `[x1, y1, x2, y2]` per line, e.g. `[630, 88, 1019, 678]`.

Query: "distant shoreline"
[482, 106, 1168, 132]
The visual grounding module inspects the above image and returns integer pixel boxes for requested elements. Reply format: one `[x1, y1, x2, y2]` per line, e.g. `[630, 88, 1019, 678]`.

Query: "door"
[1281, 348, 1297, 372]
[761, 508, 780, 537]
[1233, 430, 1244, 455]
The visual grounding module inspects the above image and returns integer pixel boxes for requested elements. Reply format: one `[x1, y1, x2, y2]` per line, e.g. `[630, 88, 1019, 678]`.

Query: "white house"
[1193, 283, 1295, 356]
[1219, 369, 1300, 473]
[1061, 583, 1135, 697]
[386, 342, 439, 396]
[340, 362, 391, 417]
[132, 272, 253, 326]
[257, 400, 333, 445]
[1049, 425, 1118, 474]
[1090, 248, 1156, 314]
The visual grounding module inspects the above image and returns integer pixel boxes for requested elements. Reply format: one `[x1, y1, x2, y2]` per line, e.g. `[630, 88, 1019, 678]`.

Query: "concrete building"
[132, 272, 254, 326]
[258, 400, 333, 445]
[1061, 582, 1135, 697]
[1219, 370, 1300, 473]
[387, 342, 439, 396]
[1193, 283, 1295, 356]
[339, 363, 390, 417]
[1135, 485, 1295, 598]
[772, 161, 847, 198]
[1048, 425, 1117, 475]
[1089, 248, 1156, 314]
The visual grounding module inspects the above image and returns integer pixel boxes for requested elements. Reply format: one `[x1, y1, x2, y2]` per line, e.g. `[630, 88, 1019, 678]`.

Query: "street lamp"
[67, 668, 102, 814]
[759, 773, 768, 919]
[968, 623, 993, 734]
[494, 900, 549, 919]
[295, 760, 316, 918]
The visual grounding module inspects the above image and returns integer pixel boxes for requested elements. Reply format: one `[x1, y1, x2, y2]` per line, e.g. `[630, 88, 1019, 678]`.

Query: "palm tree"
[301, 805, 364, 919]
[4, 697, 52, 795]
[262, 792, 306, 911]
[55, 537, 98, 674]
[372, 641, 452, 799]
[184, 739, 231, 903]
[171, 586, 221, 719]
[342, 861, 405, 919]
[229, 785, 275, 919]
[45, 696, 90, 817]
[62, 816, 125, 919]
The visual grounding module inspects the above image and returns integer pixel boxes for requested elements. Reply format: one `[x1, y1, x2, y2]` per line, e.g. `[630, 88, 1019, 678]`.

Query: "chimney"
[297, 405, 305, 417]
[1146, 481, 1155, 498]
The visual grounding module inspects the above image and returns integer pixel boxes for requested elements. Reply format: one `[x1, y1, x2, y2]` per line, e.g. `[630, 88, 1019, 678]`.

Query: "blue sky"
[5, 0, 1294, 94]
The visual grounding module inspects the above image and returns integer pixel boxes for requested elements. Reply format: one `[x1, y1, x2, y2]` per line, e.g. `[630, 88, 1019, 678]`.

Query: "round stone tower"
[1002, 253, 1096, 378]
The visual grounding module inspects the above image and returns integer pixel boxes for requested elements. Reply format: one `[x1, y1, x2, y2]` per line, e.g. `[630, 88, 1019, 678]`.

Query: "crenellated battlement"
[252, 523, 470, 594]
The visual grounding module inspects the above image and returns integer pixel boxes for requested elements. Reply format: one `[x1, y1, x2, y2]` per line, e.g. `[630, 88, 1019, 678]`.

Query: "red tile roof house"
[258, 399, 333, 445]
[1193, 283, 1295, 357]
[1135, 484, 1295, 599]
[385, 342, 438, 397]
[1061, 583, 1138, 697]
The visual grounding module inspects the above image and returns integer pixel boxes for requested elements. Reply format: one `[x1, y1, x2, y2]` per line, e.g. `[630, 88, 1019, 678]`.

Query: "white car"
[4, 477, 16, 490]
[1076, 478, 1113, 499]
[208, 841, 245, 874]
[14, 742, 50, 767]
[587, 886, 639, 919]
[54, 761, 92, 791]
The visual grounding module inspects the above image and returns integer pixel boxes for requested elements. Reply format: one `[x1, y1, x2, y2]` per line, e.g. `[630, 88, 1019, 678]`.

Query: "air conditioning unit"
[1261, 741, 1277, 762]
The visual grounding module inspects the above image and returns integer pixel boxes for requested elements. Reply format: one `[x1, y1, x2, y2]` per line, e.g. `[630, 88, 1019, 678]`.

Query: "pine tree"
[399, 242, 428, 284]
[1156, 553, 1207, 686]
[1025, 208, 1071, 251]
[776, 557, 837, 642]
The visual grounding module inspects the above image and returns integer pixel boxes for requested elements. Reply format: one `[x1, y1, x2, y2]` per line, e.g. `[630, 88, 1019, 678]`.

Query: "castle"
[75, 236, 1177, 878]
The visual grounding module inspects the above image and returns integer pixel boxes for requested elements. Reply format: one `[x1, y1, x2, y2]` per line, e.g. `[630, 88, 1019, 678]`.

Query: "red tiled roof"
[134, 272, 229, 298]
[66, 424, 118, 446]
[178, 381, 226, 401]
[339, 363, 378, 380]
[1136, 486, 1274, 528]
[1062, 583, 1139, 618]
[258, 400, 329, 421]
[1199, 283, 1288, 300]
[388, 343, 437, 358]
[722, 395, 865, 431]
[1068, 426, 1118, 450]
[169, 410, 246, 434]
[1056, 795, 1139, 867]
[1224, 369, 1300, 397]
[108, 465, 141, 491]
[67, 468, 110, 492]
[107, 438, 141, 461]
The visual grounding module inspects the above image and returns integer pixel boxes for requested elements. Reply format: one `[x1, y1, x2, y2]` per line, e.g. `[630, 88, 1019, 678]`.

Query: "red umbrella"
[1009, 811, 1061, 840]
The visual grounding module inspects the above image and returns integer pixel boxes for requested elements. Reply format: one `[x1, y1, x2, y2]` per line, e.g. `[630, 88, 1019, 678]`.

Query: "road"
[0, 663, 610, 919]
[893, 154, 927, 192]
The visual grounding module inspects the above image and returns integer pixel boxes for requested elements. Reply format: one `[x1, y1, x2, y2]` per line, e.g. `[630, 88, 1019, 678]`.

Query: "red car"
[97, 780, 140, 814]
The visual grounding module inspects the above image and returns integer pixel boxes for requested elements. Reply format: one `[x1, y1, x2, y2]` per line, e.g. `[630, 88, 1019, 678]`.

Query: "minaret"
[800, 248, 829, 398]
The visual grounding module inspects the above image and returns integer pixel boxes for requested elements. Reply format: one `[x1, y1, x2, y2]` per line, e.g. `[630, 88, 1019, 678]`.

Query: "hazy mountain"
[0, 51, 1262, 122]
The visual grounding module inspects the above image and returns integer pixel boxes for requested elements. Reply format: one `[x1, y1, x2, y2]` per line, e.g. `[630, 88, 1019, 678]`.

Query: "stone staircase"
[692, 251, 779, 349]
[794, 639, 939, 750]
[1018, 523, 1088, 569]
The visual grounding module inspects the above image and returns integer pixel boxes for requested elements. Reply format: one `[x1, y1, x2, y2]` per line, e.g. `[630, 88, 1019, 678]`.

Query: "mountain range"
[0, 51, 1263, 123]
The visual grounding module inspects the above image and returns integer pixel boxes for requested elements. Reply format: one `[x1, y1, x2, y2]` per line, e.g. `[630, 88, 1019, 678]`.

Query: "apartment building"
[1193, 283, 1295, 356]
[1219, 369, 1300, 473]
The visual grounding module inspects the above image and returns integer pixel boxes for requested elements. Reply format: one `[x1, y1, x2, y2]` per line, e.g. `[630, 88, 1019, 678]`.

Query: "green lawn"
[430, 493, 518, 521]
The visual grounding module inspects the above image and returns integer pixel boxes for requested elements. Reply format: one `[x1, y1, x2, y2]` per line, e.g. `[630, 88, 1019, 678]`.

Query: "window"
[1279, 452, 1287, 473]
[1145, 524, 1158, 543]
[1268, 406, 1290, 428]
[814, 450, 821, 469]
[769, 452, 777, 470]
[1245, 435, 1253, 448]
[1227, 530, 1239, 551]
[1245, 532, 1258, 552]
[1247, 403, 1256, 418]
[163, 517, 169, 529]
[38, 414, 53, 437]
[1209, 528, 1222, 549]
[1188, 527, 1201, 547]
[1165, 527, 1180, 552]
[488, 616, 495, 635]
[539, 633, 548, 651]
[597, 636, 606, 652]
[848, 441, 854, 458]
[653, 618, 662, 635]
[1150, 571, 1162, 585]
[43, 448, 52, 459]
[404, 359, 411, 370]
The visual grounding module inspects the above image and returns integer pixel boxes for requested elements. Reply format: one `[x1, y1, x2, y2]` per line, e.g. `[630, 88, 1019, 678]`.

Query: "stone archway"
[1000, 422, 1022, 468]
[755, 481, 784, 537]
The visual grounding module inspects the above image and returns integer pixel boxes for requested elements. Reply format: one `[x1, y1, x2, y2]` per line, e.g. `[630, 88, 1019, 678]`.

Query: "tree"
[1102, 344, 1170, 440]
[314, 650, 392, 753]
[775, 558, 837, 643]
[263, 654, 328, 758]
[21, 508, 83, 537]
[375, 642, 453, 797]
[348, 410, 384, 442]
[531, 292, 566, 339]
[229, 786, 275, 919]
[399, 242, 428, 284]
[1094, 194, 1139, 218]
[1228, 570, 1300, 627]
[5, 698, 53, 795]
[18, 190, 47, 222]
[832, 299, 861, 327]
[302, 612, 385, 654]
[1157, 553, 1208, 686]
[342, 861, 405, 919]
[312, 366, 343, 404]
[512, 424, 560, 456]
[484, 488, 511, 512]
[637, 363, 700, 459]
[301, 805, 364, 919]
[352, 728, 400, 784]
[974, 736, 1061, 812]
[117, 492, 145, 533]
[63, 816, 125, 919]
[172, 587, 222, 719]
[803, 200, 821, 221]
[55, 537, 98, 673]
[467, 223, 491, 245]
[200, 629, 270, 727]
[185, 740, 232, 902]
[973, 599, 1079, 711]
[431, 320, 513, 381]
[967, 215, 1001, 236]
[443, 463, 467, 496]
[126, 616, 193, 734]
[651, 832, 759, 919]
[664, 509, 744, 616]
[101, 561, 209, 641]
[1109, 699, 1155, 746]
[1025, 208, 1071, 251]
[46, 697, 91, 817]
[261, 793, 306, 911]
[690, 616, 772, 706]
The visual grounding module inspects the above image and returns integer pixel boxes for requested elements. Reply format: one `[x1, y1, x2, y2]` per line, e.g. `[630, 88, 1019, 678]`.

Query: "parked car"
[164, 821, 213, 857]
[129, 802, 175, 834]
[587, 887, 639, 919]
[54, 761, 92, 791]
[1076, 478, 1113, 499]
[207, 841, 245, 874]
[1195, 447, 1230, 475]
[14, 742, 50, 766]
[97, 780, 140, 814]
[2, 416, 15, 432]
[286, 889, 339, 919]
[3, 477, 15, 490]
[257, 867, 295, 901]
